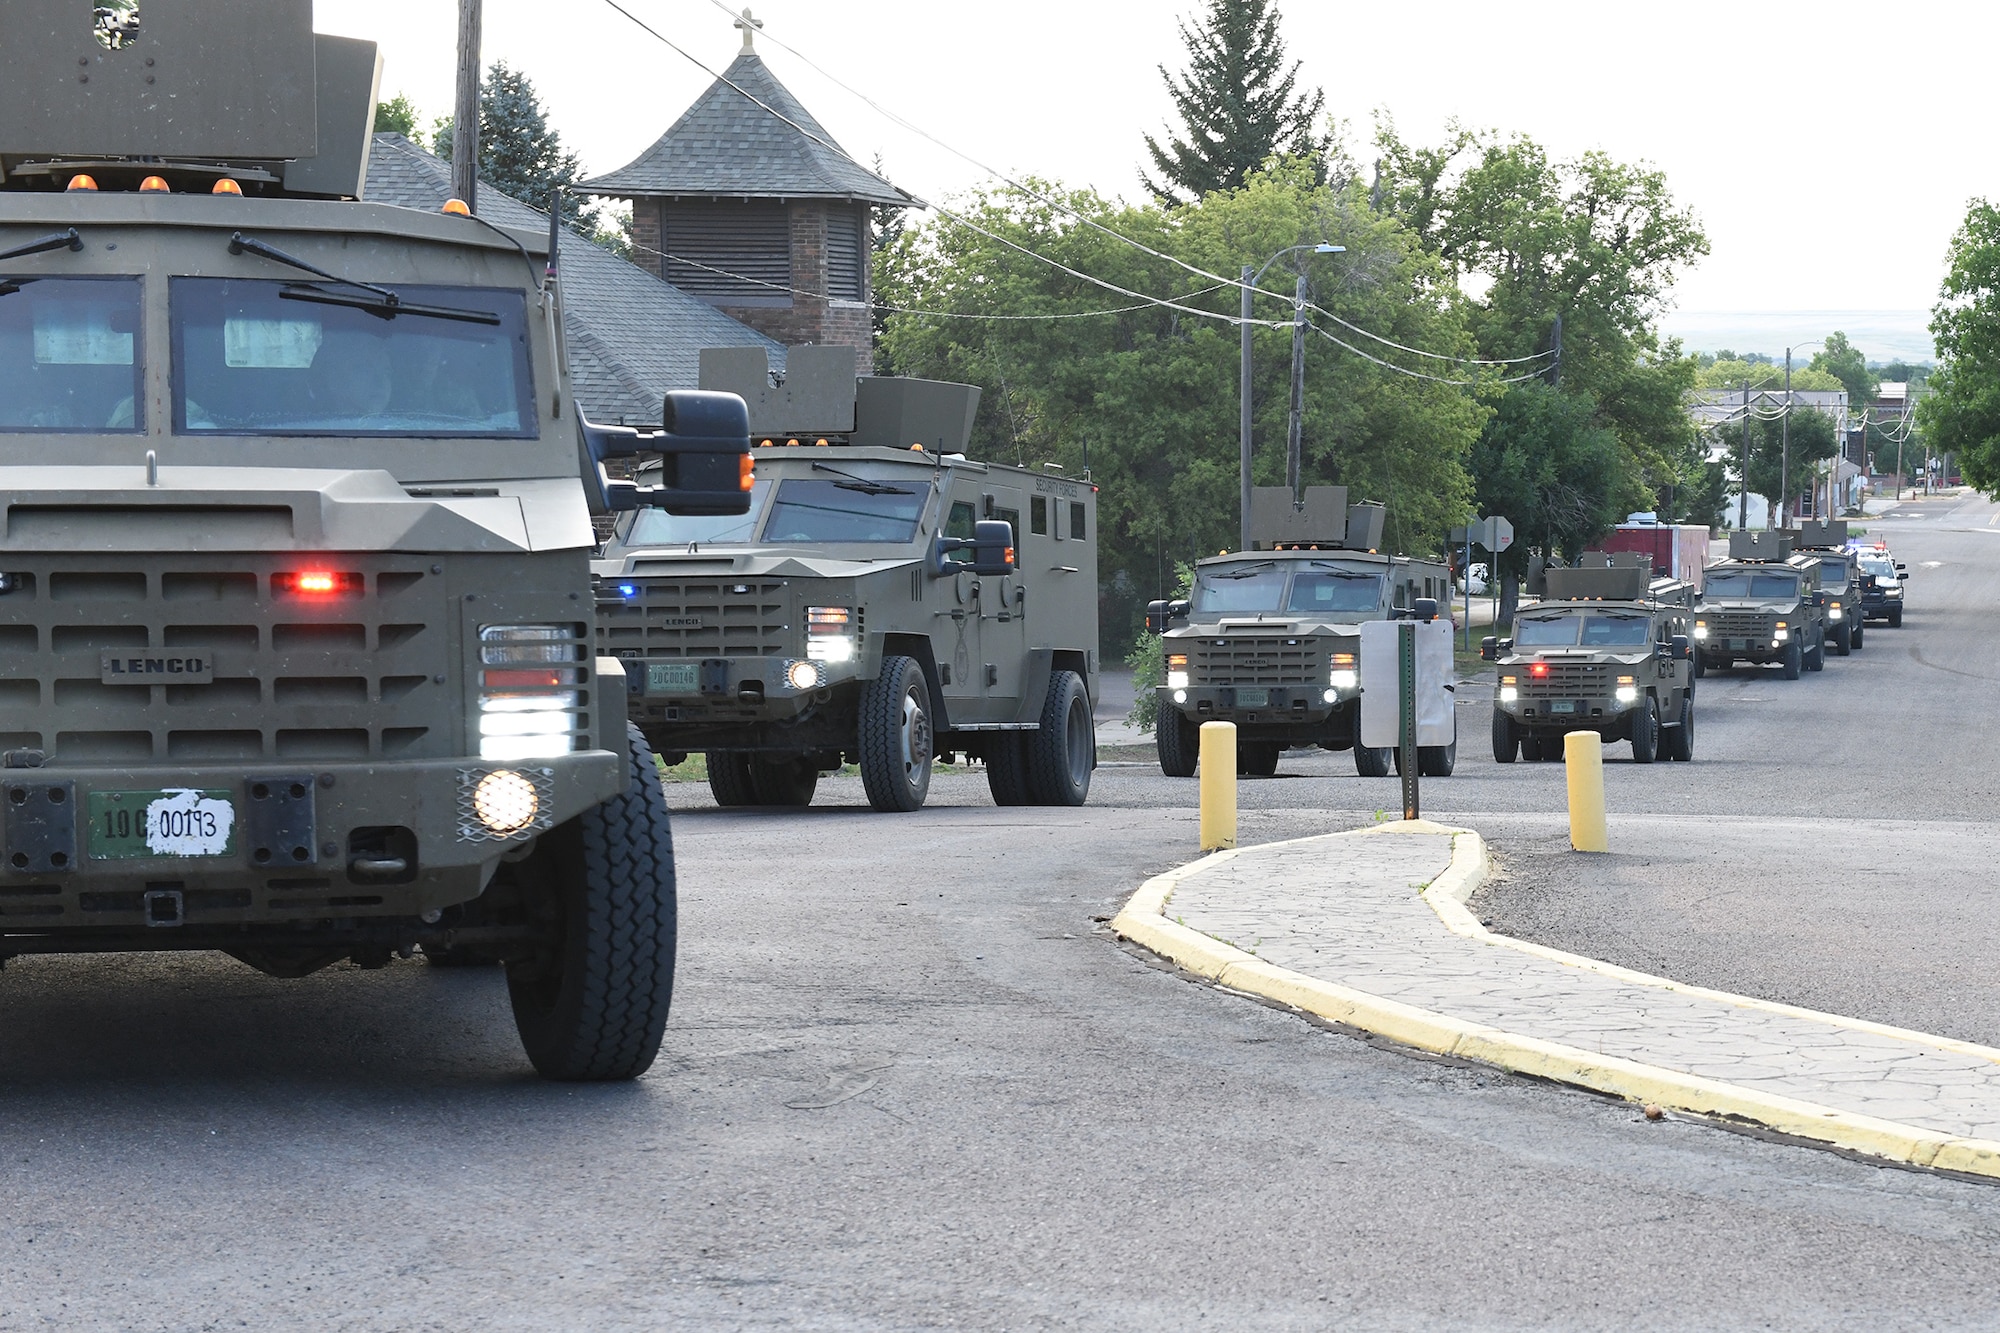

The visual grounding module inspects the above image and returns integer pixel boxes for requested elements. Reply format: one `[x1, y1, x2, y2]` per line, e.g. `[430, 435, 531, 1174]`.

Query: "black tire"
[1353, 743, 1392, 777]
[1806, 633, 1825, 672]
[1026, 670, 1094, 806]
[747, 754, 818, 807]
[986, 733, 1033, 804]
[1693, 651, 1706, 679]
[1491, 709, 1519, 763]
[1851, 620, 1865, 650]
[1417, 734, 1457, 777]
[857, 655, 934, 812]
[1833, 621, 1852, 656]
[1665, 693, 1694, 762]
[1520, 733, 1544, 762]
[1890, 606, 1904, 628]
[505, 723, 677, 1082]
[1239, 742, 1280, 777]
[1156, 706, 1198, 778]
[1630, 697, 1659, 764]
[705, 751, 757, 807]
[1782, 640, 1802, 680]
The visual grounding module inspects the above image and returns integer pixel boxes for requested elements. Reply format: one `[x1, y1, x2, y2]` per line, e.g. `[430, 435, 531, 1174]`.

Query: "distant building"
[579, 15, 914, 372]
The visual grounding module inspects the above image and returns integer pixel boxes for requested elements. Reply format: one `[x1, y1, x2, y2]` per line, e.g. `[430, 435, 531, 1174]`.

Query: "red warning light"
[1529, 661, 1550, 678]
[274, 570, 363, 597]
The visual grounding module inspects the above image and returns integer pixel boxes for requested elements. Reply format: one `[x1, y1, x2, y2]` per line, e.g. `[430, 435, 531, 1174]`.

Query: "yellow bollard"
[1564, 731, 1608, 852]
[1198, 721, 1237, 851]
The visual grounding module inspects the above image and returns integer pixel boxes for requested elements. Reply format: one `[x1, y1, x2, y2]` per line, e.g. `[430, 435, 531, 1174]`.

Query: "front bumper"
[0, 750, 621, 931]
[623, 654, 863, 752]
[1498, 694, 1637, 729]
[1161, 684, 1356, 739]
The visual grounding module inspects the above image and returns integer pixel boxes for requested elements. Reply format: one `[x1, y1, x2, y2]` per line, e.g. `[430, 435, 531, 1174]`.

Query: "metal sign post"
[1399, 620, 1419, 820]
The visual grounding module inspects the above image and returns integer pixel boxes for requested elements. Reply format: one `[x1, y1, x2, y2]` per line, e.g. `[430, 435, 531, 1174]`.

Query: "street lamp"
[1240, 243, 1344, 550]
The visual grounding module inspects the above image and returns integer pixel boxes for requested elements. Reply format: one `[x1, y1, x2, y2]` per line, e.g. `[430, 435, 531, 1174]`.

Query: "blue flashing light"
[618, 583, 640, 599]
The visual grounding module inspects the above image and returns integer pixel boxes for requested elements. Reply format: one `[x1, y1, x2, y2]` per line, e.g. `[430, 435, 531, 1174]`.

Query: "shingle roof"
[578, 52, 914, 206]
[363, 133, 785, 423]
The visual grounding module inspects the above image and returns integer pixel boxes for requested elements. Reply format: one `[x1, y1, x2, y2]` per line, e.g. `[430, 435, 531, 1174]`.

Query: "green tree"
[373, 93, 421, 137]
[434, 63, 601, 236]
[1917, 200, 2000, 493]
[1142, 0, 1325, 204]
[1695, 359, 1844, 392]
[1723, 407, 1838, 517]
[1808, 331, 1874, 405]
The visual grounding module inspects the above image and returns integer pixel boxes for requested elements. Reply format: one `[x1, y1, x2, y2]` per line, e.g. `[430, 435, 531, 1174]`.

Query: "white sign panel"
[1358, 620, 1456, 749]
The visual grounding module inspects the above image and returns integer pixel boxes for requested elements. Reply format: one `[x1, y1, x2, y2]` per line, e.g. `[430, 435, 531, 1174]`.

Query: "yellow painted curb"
[1113, 821, 2000, 1180]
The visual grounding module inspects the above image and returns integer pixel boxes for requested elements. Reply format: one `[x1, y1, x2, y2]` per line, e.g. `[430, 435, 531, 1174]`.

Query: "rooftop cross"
[734, 7, 763, 53]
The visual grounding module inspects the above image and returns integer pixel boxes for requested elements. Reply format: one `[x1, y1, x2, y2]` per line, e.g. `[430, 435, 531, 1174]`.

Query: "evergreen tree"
[372, 93, 420, 137]
[433, 63, 602, 236]
[1142, 0, 1326, 204]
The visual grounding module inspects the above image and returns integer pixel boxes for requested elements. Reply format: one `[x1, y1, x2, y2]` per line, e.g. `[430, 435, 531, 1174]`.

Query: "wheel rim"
[900, 688, 932, 781]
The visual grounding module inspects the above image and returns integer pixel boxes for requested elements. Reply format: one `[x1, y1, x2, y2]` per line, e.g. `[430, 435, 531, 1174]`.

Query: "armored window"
[996, 508, 1021, 545]
[663, 201, 792, 308]
[625, 478, 772, 547]
[1070, 502, 1086, 541]
[826, 207, 865, 302]
[169, 279, 534, 438]
[0, 276, 144, 434]
[1193, 565, 1287, 614]
[1286, 571, 1382, 615]
[1031, 495, 1048, 535]
[1514, 616, 1580, 646]
[763, 478, 927, 544]
[1579, 615, 1651, 647]
[944, 500, 977, 563]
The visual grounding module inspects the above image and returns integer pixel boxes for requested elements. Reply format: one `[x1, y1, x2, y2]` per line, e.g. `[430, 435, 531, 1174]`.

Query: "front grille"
[1191, 637, 1322, 687]
[1519, 661, 1612, 695]
[597, 579, 792, 659]
[1708, 610, 1776, 636]
[0, 557, 451, 763]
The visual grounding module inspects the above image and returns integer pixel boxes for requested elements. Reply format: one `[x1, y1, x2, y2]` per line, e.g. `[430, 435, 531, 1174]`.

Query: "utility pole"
[1286, 274, 1307, 501]
[1779, 350, 1792, 530]
[1738, 380, 1750, 530]
[452, 0, 483, 211]
[1893, 414, 1907, 503]
[1239, 265, 1253, 551]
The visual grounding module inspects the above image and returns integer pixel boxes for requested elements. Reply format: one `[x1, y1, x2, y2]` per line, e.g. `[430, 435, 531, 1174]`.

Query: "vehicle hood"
[596, 547, 922, 580]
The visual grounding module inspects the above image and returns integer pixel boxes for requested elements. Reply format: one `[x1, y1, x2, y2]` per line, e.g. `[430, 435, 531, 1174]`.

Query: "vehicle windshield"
[1286, 570, 1384, 615]
[624, 479, 772, 546]
[1705, 571, 1799, 599]
[170, 278, 535, 436]
[1816, 559, 1849, 586]
[1514, 614, 1654, 648]
[761, 477, 928, 543]
[0, 276, 144, 433]
[1192, 564, 1286, 614]
[1858, 557, 1895, 579]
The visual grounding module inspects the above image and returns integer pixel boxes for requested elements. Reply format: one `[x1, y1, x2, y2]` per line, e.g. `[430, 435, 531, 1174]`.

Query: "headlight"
[1499, 686, 1519, 703]
[1322, 688, 1338, 703]
[1615, 686, 1639, 704]
[1774, 629, 1789, 642]
[472, 769, 541, 834]
[1828, 604, 1842, 619]
[1167, 670, 1191, 689]
[1172, 689, 1187, 703]
[478, 625, 583, 761]
[786, 660, 825, 691]
[1329, 669, 1358, 690]
[1693, 624, 1708, 640]
[806, 606, 856, 663]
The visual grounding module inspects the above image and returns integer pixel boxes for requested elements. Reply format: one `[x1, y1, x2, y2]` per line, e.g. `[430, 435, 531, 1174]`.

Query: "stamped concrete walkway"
[1115, 822, 2000, 1177]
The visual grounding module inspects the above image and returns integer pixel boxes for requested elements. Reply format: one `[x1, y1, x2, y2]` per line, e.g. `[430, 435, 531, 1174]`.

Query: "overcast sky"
[317, 0, 1991, 358]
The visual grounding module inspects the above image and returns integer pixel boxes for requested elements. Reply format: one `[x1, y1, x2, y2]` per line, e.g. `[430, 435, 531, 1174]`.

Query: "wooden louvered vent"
[826, 207, 865, 301]
[662, 200, 791, 307]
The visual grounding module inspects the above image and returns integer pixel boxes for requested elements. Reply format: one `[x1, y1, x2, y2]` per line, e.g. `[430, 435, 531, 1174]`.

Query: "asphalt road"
[8, 496, 2000, 1330]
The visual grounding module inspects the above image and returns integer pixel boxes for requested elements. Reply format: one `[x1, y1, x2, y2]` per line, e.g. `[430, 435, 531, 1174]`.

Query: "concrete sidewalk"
[1115, 822, 2000, 1177]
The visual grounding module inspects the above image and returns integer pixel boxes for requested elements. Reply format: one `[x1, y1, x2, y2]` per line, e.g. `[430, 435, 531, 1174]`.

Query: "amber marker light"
[212, 178, 243, 195]
[442, 198, 471, 216]
[139, 176, 170, 193]
[738, 454, 755, 491]
[66, 174, 98, 192]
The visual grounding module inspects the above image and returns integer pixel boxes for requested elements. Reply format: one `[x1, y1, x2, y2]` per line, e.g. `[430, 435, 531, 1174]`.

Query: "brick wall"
[626, 198, 664, 280]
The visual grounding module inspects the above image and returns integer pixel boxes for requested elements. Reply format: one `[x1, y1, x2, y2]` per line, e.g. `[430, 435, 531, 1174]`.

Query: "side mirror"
[1898, 572, 1909, 581]
[581, 389, 753, 515]
[1414, 597, 1439, 623]
[1144, 599, 1192, 633]
[1670, 634, 1691, 661]
[1895, 562, 1907, 570]
[1479, 635, 1497, 661]
[934, 519, 1016, 576]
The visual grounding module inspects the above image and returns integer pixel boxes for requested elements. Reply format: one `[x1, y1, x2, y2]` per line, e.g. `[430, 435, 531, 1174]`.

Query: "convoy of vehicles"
[1143, 488, 1455, 779]
[1795, 521, 1865, 655]
[1691, 532, 1828, 679]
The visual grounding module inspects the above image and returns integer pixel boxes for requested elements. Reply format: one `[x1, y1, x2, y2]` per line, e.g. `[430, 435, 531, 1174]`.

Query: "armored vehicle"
[1856, 547, 1908, 626]
[1145, 487, 1456, 779]
[0, 1, 754, 1081]
[1791, 520, 1865, 654]
[596, 346, 1100, 814]
[1483, 558, 1696, 764]
[1692, 531, 1827, 679]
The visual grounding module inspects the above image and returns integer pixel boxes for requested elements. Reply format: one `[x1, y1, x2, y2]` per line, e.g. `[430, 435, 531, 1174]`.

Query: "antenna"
[546, 185, 561, 289]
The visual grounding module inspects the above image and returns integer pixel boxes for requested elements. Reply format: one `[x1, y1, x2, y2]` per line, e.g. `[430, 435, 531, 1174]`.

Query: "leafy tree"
[1720, 406, 1838, 519]
[1695, 358, 1843, 392]
[1917, 200, 2000, 494]
[373, 93, 421, 137]
[1142, 0, 1325, 204]
[1870, 358, 1931, 387]
[1808, 331, 1874, 405]
[434, 63, 601, 236]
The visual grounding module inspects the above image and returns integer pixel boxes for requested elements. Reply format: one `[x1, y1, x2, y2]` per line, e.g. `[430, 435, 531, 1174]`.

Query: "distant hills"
[1657, 310, 1934, 364]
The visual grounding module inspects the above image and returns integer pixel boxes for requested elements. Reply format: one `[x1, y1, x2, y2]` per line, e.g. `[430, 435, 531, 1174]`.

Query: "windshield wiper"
[228, 231, 501, 325]
[0, 228, 83, 265]
[811, 461, 914, 495]
[1306, 564, 1376, 578]
[1208, 561, 1275, 580]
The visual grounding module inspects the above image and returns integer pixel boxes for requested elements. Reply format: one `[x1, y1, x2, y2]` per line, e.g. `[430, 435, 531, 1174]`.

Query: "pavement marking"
[1113, 821, 2000, 1179]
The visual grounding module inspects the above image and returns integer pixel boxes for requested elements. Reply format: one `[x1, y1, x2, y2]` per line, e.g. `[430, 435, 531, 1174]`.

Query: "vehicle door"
[979, 484, 1028, 710]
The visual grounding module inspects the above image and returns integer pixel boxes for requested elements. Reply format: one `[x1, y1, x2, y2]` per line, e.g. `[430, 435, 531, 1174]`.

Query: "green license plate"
[1234, 689, 1269, 708]
[1550, 699, 1577, 714]
[1727, 638, 1748, 651]
[87, 789, 238, 861]
[647, 662, 701, 695]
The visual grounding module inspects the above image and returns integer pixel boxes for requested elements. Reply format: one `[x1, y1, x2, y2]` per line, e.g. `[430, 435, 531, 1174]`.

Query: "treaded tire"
[1630, 698, 1659, 764]
[1834, 622, 1852, 656]
[705, 751, 757, 807]
[1027, 670, 1094, 805]
[1156, 706, 1198, 778]
[1806, 633, 1825, 672]
[1519, 733, 1544, 762]
[1239, 743, 1280, 778]
[1782, 641, 1802, 680]
[748, 755, 818, 807]
[506, 723, 677, 1082]
[1889, 606, 1903, 628]
[1491, 709, 1518, 763]
[1353, 743, 1392, 777]
[1665, 694, 1693, 762]
[1851, 620, 1865, 650]
[986, 733, 1033, 804]
[858, 654, 933, 813]
[1417, 735, 1457, 778]
[1693, 652, 1706, 679]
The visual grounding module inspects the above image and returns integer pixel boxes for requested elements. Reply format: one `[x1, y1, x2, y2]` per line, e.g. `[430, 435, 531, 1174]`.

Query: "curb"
[1111, 820, 2000, 1179]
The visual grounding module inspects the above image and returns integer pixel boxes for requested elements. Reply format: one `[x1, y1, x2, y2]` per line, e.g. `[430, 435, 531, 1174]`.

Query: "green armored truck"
[1792, 519, 1865, 655]
[0, 1, 753, 1081]
[1146, 487, 1455, 778]
[596, 346, 1101, 814]
[1692, 531, 1827, 679]
[1484, 558, 1697, 764]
